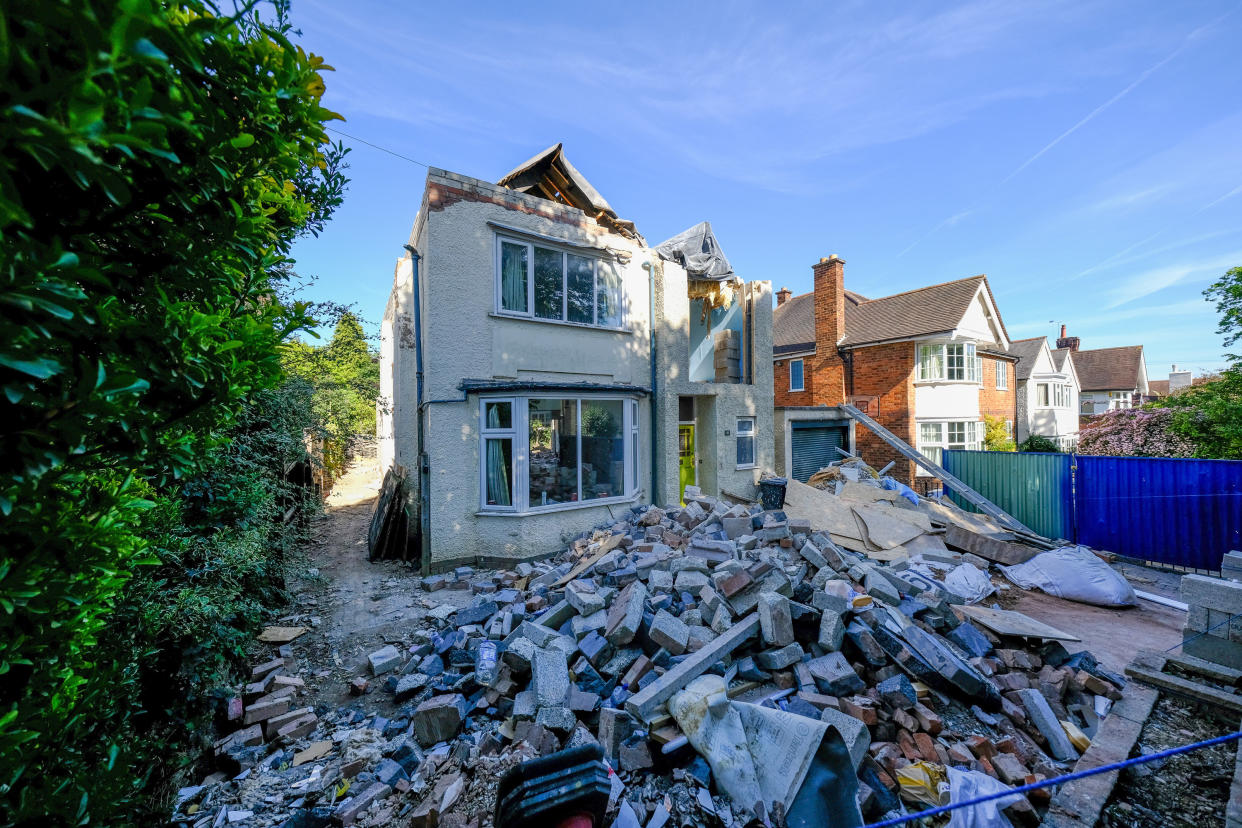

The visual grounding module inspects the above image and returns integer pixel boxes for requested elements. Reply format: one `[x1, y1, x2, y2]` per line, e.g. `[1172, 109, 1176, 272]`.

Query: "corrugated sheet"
[942, 451, 1242, 571]
[942, 451, 1073, 541]
[1075, 455, 1242, 570]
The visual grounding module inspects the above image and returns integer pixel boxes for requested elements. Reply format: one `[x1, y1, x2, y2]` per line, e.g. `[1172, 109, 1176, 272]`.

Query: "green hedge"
[0, 0, 345, 822]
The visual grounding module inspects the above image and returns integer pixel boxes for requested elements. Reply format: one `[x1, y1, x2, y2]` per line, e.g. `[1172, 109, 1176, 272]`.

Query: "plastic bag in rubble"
[882, 477, 920, 505]
[942, 562, 995, 605]
[945, 766, 1023, 828]
[895, 761, 949, 807]
[1001, 545, 1136, 607]
[669, 674, 827, 818]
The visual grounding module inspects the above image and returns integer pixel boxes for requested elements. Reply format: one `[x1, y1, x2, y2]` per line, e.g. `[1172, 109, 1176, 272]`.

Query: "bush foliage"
[1017, 434, 1061, 453]
[0, 0, 346, 822]
[1077, 408, 1197, 458]
[982, 414, 1016, 452]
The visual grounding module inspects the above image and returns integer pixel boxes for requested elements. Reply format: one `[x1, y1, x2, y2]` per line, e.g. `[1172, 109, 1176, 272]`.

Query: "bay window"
[916, 342, 982, 382]
[481, 395, 639, 512]
[497, 235, 624, 328]
[918, 420, 983, 466]
[1037, 383, 1050, 407]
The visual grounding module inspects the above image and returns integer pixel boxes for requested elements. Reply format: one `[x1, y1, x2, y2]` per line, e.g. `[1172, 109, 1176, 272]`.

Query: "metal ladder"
[839, 403, 1033, 534]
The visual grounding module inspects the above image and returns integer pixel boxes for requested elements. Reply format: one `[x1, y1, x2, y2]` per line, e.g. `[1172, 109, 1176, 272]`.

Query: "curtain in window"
[596, 262, 623, 327]
[918, 346, 943, 380]
[485, 405, 511, 506]
[501, 242, 528, 312]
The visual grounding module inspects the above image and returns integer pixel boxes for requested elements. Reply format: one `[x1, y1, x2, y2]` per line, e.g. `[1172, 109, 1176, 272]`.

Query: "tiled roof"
[773, 275, 1005, 354]
[1071, 346, 1145, 391]
[1050, 348, 1072, 372]
[1148, 379, 1170, 396]
[1008, 337, 1047, 381]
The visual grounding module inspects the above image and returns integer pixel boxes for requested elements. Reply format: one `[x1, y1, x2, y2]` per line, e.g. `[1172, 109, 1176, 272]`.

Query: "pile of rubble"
[172, 462, 1129, 828]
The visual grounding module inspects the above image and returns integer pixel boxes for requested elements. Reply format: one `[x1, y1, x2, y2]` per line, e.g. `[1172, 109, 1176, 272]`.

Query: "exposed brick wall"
[811, 258, 847, 404]
[848, 342, 916, 485]
[980, 357, 1017, 430]
[774, 356, 816, 407]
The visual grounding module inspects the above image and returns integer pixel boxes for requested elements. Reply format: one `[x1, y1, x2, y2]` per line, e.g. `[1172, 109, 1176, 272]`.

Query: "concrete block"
[818, 609, 845, 651]
[807, 652, 865, 696]
[605, 581, 647, 645]
[412, 694, 466, 747]
[368, 645, 402, 676]
[1017, 688, 1078, 761]
[758, 592, 795, 647]
[755, 642, 804, 671]
[531, 647, 570, 707]
[1183, 632, 1242, 670]
[1182, 574, 1242, 614]
[649, 610, 690, 655]
[819, 706, 871, 769]
[626, 615, 760, 720]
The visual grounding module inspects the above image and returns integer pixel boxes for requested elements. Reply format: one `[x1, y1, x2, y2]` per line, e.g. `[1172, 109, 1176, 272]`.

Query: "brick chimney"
[1055, 324, 1080, 351]
[812, 255, 847, 403]
[776, 286, 792, 306]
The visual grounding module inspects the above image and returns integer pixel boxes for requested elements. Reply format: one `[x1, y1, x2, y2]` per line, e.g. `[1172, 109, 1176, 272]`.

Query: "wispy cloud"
[1105, 251, 1242, 308]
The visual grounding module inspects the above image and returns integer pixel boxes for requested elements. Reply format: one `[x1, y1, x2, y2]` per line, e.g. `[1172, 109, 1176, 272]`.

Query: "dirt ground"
[280, 456, 475, 715]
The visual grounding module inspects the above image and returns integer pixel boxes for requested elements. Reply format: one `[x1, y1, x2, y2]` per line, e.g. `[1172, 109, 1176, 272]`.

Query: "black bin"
[758, 477, 787, 511]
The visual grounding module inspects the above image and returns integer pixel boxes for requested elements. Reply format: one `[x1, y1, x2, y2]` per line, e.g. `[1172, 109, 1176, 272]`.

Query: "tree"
[1206, 265, 1242, 365]
[1078, 409, 1197, 457]
[0, 0, 346, 821]
[983, 414, 1016, 452]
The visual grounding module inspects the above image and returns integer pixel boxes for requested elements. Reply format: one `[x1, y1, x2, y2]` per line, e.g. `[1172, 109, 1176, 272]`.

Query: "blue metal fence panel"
[942, 451, 1073, 541]
[1074, 455, 1242, 570]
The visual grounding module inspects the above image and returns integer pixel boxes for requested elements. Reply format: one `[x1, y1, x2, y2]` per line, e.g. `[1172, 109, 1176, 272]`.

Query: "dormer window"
[917, 342, 982, 382]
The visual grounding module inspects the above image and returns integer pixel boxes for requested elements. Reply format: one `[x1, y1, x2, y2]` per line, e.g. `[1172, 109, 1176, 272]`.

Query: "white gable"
[953, 284, 1008, 348]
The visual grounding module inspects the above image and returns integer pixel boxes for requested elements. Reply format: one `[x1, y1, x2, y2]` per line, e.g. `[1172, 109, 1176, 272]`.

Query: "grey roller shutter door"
[791, 425, 846, 482]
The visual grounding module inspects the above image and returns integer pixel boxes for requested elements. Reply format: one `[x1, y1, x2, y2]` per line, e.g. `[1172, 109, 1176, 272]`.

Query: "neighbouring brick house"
[772, 256, 1016, 491]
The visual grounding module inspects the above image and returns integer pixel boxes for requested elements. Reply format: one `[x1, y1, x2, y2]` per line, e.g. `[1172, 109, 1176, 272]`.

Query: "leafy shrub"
[1149, 369, 1242, 460]
[1018, 434, 1061, 453]
[1077, 408, 1197, 458]
[0, 1, 345, 822]
[983, 414, 1016, 452]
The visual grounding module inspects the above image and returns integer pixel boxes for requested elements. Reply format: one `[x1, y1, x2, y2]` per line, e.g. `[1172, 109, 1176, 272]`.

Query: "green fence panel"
[941, 451, 1073, 541]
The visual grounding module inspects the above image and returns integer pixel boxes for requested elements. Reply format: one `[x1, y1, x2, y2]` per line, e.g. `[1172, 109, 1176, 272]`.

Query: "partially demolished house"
[1010, 336, 1081, 449]
[378, 145, 773, 571]
[772, 258, 1016, 491]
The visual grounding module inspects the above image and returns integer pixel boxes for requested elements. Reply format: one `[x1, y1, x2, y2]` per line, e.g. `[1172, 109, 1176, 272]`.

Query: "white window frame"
[916, 342, 982, 383]
[494, 234, 624, 330]
[789, 358, 805, 392]
[995, 360, 1008, 390]
[1108, 390, 1131, 410]
[1036, 383, 1050, 408]
[478, 394, 640, 515]
[736, 418, 756, 469]
[917, 419, 983, 472]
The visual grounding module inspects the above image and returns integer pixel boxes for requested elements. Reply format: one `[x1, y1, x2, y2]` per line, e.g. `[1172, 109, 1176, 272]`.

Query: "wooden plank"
[956, 604, 1082, 642]
[839, 403, 1033, 534]
[1125, 663, 1242, 714]
[943, 525, 1039, 566]
[553, 533, 621, 587]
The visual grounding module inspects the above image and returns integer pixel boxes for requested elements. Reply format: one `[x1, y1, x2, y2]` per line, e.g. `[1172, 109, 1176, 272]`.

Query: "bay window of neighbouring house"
[918, 420, 983, 466]
[1108, 391, 1132, 410]
[497, 236, 623, 328]
[789, 359, 804, 392]
[481, 396, 639, 513]
[917, 342, 982, 382]
[1036, 383, 1050, 407]
[736, 418, 756, 469]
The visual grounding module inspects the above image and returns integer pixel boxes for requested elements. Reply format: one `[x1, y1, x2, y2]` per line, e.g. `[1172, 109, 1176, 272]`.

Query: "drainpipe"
[643, 259, 659, 504]
[402, 244, 430, 573]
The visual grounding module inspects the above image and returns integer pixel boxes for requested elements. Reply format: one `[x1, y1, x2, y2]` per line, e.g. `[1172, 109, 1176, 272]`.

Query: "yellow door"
[678, 424, 696, 504]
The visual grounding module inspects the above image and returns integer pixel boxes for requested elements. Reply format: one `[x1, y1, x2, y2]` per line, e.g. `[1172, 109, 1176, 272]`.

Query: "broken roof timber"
[497, 143, 641, 241]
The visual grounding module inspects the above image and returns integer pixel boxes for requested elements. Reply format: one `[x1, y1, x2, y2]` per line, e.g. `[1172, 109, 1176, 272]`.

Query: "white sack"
[1001, 545, 1137, 607]
[946, 766, 1021, 828]
[943, 563, 996, 605]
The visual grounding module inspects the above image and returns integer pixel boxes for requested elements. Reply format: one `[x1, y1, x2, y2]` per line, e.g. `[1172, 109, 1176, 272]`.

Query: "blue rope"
[1167, 611, 1239, 652]
[864, 728, 1242, 828]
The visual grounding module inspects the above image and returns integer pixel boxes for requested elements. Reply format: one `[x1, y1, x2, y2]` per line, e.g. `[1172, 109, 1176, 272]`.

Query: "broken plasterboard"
[956, 605, 1081, 642]
[782, 479, 866, 540]
[853, 504, 926, 550]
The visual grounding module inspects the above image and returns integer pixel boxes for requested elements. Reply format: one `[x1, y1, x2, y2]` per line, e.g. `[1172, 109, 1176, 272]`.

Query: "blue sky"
[288, 0, 1242, 377]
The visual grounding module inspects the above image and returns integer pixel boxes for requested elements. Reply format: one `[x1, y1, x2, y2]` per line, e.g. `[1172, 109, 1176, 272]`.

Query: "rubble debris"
[174, 452, 1135, 828]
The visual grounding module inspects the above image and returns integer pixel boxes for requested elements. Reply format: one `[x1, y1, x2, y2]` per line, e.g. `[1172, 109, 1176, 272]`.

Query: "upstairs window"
[1037, 383, 1050, 407]
[917, 343, 981, 382]
[497, 236, 623, 329]
[995, 360, 1008, 389]
[789, 359, 805, 392]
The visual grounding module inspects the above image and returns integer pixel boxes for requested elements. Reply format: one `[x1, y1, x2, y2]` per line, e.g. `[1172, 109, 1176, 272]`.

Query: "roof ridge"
[1076, 345, 1143, 354]
[856, 274, 985, 305]
[1010, 336, 1047, 343]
